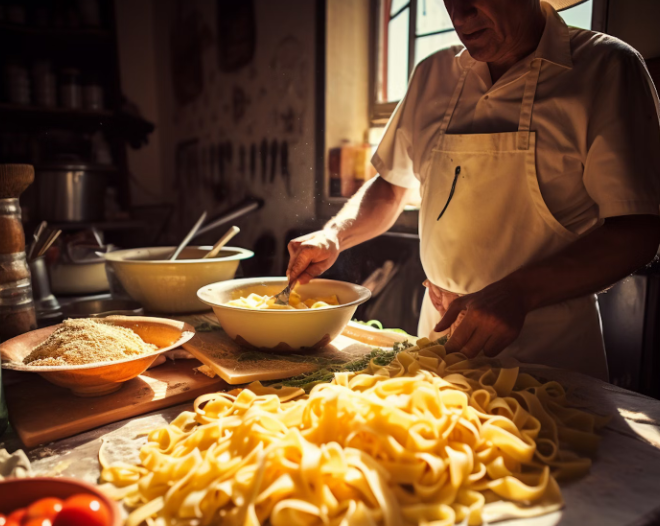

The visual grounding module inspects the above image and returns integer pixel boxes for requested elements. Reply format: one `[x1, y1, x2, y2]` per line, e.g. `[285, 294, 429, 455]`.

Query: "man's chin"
[461, 42, 498, 63]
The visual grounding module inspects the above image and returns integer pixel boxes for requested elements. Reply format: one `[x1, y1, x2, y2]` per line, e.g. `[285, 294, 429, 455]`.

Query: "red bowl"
[0, 477, 122, 525]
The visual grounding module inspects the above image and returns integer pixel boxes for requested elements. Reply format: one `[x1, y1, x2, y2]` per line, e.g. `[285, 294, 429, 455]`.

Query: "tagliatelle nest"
[99, 338, 608, 526]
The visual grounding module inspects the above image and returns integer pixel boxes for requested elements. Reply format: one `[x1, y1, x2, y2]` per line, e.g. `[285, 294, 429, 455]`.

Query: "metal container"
[61, 298, 143, 318]
[36, 164, 109, 222]
[28, 255, 60, 314]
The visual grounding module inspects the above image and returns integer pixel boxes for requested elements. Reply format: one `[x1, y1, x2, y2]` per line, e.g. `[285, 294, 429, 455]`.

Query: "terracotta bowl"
[104, 246, 254, 313]
[0, 477, 122, 525]
[197, 277, 371, 351]
[0, 316, 195, 397]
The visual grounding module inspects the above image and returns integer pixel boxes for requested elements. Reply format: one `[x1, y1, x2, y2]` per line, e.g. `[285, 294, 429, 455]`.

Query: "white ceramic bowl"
[105, 246, 254, 314]
[197, 277, 371, 351]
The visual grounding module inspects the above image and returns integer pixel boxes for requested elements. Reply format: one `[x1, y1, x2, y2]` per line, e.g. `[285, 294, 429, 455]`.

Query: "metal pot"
[36, 163, 111, 222]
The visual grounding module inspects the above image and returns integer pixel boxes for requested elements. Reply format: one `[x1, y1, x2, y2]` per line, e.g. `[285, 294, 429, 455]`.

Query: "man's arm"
[437, 214, 660, 356]
[287, 176, 410, 284]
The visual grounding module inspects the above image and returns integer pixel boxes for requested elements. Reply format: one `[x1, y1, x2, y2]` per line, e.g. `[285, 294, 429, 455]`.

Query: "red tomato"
[22, 519, 52, 526]
[52, 494, 111, 526]
[25, 498, 63, 521]
[0, 513, 6, 525]
[6, 509, 26, 524]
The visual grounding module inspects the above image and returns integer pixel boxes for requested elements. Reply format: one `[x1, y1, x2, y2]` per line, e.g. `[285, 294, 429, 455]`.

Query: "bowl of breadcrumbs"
[0, 316, 195, 396]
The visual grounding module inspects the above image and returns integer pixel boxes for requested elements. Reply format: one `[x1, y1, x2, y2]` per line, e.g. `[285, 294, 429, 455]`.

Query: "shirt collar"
[457, 1, 573, 70]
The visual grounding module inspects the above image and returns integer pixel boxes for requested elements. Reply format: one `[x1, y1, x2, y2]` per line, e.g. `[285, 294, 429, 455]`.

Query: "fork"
[273, 283, 292, 306]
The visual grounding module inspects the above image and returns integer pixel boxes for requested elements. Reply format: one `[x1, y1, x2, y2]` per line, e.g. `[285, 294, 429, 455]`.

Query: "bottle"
[339, 141, 357, 198]
[328, 147, 341, 197]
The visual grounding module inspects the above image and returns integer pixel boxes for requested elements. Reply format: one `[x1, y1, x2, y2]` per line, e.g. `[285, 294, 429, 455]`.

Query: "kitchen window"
[371, 0, 602, 124]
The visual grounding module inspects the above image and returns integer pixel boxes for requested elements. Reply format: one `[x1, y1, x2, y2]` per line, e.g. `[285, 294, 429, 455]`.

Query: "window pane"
[390, 0, 409, 17]
[387, 7, 410, 102]
[415, 30, 462, 66]
[416, 0, 453, 36]
[559, 0, 592, 29]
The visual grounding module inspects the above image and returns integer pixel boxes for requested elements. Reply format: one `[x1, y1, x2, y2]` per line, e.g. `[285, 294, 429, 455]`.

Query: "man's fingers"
[461, 332, 491, 359]
[287, 245, 317, 282]
[483, 334, 514, 357]
[444, 315, 476, 354]
[434, 298, 465, 333]
[287, 239, 302, 259]
[296, 262, 328, 285]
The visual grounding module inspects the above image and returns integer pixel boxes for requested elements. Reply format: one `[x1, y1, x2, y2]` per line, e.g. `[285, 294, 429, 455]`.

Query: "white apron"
[418, 58, 608, 381]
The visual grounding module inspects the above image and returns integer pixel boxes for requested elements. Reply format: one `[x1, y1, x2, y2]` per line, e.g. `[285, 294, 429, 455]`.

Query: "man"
[287, 0, 660, 380]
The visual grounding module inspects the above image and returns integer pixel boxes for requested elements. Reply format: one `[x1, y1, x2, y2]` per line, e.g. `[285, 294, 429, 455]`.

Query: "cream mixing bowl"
[105, 246, 253, 313]
[197, 277, 371, 351]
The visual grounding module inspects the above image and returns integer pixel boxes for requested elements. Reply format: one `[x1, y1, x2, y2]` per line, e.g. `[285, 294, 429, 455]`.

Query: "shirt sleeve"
[584, 46, 660, 218]
[371, 64, 423, 190]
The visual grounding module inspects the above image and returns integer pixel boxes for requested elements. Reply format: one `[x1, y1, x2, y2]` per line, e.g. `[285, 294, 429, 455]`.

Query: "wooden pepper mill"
[0, 164, 38, 342]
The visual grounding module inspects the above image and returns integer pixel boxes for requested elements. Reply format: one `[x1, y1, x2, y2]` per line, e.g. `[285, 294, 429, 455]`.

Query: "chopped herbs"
[270, 340, 415, 393]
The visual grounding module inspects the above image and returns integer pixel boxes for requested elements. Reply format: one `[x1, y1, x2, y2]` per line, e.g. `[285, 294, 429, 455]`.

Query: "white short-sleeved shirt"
[373, 2, 660, 235]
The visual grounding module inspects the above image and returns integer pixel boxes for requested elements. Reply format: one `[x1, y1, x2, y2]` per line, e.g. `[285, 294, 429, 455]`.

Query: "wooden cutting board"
[4, 315, 407, 448]
[4, 358, 228, 448]
[175, 314, 409, 385]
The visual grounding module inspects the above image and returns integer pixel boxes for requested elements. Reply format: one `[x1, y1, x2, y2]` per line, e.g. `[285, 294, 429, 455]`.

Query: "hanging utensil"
[281, 140, 292, 196]
[250, 143, 256, 181]
[169, 211, 207, 261]
[239, 144, 246, 178]
[203, 225, 240, 259]
[260, 138, 268, 184]
[215, 142, 226, 202]
[225, 141, 234, 198]
[270, 140, 278, 183]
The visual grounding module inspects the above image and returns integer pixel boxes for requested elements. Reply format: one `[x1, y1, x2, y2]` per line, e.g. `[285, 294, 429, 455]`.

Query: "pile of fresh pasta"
[99, 338, 608, 526]
[226, 290, 340, 310]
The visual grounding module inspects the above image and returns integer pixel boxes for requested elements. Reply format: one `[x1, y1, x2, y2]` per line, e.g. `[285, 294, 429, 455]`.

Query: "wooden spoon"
[203, 226, 240, 259]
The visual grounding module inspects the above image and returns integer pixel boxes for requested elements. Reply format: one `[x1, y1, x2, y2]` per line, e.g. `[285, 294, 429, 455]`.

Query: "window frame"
[369, 0, 610, 126]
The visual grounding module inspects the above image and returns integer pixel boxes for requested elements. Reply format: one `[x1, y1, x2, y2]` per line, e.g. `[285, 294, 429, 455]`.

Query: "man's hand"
[286, 230, 340, 285]
[435, 278, 529, 358]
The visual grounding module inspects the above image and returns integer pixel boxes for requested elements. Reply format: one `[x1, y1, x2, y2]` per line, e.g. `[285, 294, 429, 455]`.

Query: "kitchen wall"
[117, 0, 320, 274]
[607, 0, 660, 59]
[115, 0, 164, 206]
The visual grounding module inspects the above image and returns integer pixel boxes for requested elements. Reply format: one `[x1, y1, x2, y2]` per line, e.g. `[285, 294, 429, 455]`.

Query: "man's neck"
[487, 7, 546, 84]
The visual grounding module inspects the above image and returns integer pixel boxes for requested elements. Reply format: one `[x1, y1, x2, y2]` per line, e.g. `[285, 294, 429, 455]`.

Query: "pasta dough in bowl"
[197, 277, 371, 350]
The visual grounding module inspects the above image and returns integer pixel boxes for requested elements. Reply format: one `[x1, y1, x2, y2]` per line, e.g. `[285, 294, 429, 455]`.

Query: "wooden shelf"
[0, 23, 112, 41]
[0, 103, 114, 130]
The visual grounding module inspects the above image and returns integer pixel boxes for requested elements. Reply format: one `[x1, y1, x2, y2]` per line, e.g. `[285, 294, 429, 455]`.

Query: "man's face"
[443, 0, 538, 62]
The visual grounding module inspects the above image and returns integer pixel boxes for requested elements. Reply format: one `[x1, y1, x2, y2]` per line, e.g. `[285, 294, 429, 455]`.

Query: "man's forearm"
[507, 215, 660, 311]
[324, 175, 410, 252]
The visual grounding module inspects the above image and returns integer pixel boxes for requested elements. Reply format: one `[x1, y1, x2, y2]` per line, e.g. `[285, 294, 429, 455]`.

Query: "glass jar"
[83, 75, 103, 110]
[32, 61, 57, 108]
[60, 68, 82, 109]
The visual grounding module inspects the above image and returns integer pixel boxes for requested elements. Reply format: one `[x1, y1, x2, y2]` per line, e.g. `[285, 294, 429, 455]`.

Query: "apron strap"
[435, 62, 474, 149]
[517, 58, 543, 150]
